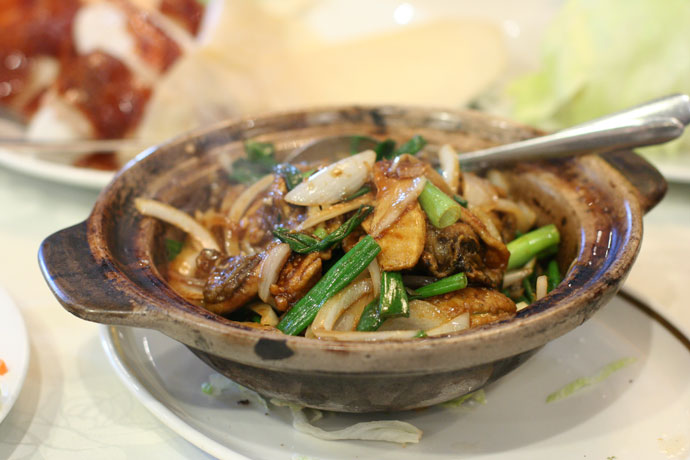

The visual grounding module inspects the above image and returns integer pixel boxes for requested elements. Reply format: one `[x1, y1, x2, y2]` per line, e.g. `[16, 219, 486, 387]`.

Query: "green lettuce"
[507, 0, 690, 157]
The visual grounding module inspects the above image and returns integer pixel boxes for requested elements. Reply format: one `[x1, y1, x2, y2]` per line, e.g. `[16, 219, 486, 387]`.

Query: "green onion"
[273, 205, 373, 253]
[201, 382, 214, 395]
[413, 330, 427, 339]
[273, 163, 303, 190]
[379, 272, 410, 318]
[546, 357, 636, 403]
[344, 185, 371, 201]
[453, 194, 468, 208]
[165, 238, 183, 261]
[374, 139, 397, 161]
[313, 226, 328, 239]
[229, 140, 278, 184]
[349, 135, 377, 155]
[277, 235, 381, 335]
[356, 299, 382, 331]
[506, 224, 560, 270]
[374, 135, 427, 160]
[522, 277, 535, 304]
[418, 182, 462, 228]
[547, 259, 562, 292]
[395, 135, 427, 156]
[411, 272, 468, 299]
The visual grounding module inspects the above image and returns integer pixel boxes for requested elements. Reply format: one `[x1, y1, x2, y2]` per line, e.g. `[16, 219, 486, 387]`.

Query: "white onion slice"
[228, 174, 274, 223]
[426, 312, 470, 336]
[515, 301, 529, 312]
[463, 172, 497, 208]
[502, 257, 536, 288]
[134, 198, 220, 251]
[536, 275, 548, 301]
[296, 194, 373, 231]
[258, 243, 291, 303]
[285, 150, 376, 206]
[438, 144, 460, 192]
[249, 303, 279, 327]
[369, 177, 426, 237]
[311, 280, 372, 332]
[311, 329, 420, 341]
[471, 207, 502, 241]
[367, 259, 381, 299]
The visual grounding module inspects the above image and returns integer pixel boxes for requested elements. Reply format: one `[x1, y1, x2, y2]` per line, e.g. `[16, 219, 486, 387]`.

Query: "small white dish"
[0, 286, 30, 424]
[100, 292, 690, 459]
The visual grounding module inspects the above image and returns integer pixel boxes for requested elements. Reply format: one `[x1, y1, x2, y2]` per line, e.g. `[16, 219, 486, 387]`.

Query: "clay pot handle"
[39, 222, 152, 326]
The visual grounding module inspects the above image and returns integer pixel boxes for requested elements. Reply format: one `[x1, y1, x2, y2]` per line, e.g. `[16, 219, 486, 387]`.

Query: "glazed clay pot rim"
[83, 105, 648, 370]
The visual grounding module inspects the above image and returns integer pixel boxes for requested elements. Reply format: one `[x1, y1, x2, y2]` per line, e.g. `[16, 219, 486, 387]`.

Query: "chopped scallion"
[506, 224, 560, 270]
[411, 272, 468, 299]
[418, 182, 462, 228]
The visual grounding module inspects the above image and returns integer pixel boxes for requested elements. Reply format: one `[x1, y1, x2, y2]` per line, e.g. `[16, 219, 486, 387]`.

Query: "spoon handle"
[460, 117, 685, 170]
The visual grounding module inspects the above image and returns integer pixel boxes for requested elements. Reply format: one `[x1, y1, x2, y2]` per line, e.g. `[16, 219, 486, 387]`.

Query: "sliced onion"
[311, 280, 372, 332]
[228, 174, 274, 223]
[369, 177, 426, 237]
[515, 301, 529, 312]
[378, 299, 449, 331]
[258, 243, 291, 303]
[311, 329, 420, 341]
[368, 259, 381, 299]
[483, 198, 537, 235]
[471, 207, 502, 241]
[535, 275, 548, 301]
[135, 198, 220, 251]
[168, 275, 205, 300]
[426, 312, 470, 336]
[285, 150, 376, 206]
[332, 292, 375, 332]
[463, 172, 498, 208]
[486, 169, 509, 193]
[438, 144, 460, 193]
[296, 194, 374, 231]
[249, 303, 279, 327]
[502, 257, 536, 288]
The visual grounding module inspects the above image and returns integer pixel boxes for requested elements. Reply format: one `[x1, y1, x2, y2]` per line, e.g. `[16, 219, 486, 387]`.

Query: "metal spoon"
[286, 94, 690, 169]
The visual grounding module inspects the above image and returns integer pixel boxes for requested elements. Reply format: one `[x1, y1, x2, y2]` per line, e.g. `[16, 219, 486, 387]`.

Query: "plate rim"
[98, 289, 690, 459]
[0, 286, 30, 424]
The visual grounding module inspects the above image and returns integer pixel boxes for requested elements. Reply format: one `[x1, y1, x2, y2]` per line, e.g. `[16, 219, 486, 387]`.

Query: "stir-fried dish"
[136, 136, 562, 340]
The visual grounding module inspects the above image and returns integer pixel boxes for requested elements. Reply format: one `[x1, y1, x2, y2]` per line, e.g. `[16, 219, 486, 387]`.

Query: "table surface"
[0, 162, 688, 460]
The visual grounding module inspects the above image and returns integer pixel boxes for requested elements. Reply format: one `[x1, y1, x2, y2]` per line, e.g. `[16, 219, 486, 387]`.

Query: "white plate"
[100, 292, 690, 460]
[0, 147, 115, 190]
[0, 286, 30, 424]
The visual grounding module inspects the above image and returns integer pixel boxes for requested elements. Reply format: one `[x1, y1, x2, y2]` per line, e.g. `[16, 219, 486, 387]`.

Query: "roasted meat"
[203, 253, 263, 315]
[270, 252, 323, 311]
[425, 287, 516, 327]
[421, 207, 510, 289]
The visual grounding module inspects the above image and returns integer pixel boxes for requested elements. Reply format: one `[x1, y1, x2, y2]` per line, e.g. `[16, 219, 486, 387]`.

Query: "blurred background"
[1, 0, 689, 186]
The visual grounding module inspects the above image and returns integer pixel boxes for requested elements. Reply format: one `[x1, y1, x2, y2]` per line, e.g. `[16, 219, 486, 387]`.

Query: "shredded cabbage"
[506, 0, 690, 157]
[271, 400, 423, 444]
[441, 389, 487, 408]
[202, 373, 422, 444]
[546, 357, 636, 403]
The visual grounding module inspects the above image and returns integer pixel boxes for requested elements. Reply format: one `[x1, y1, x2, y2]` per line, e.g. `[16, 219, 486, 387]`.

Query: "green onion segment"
[411, 272, 468, 299]
[278, 235, 381, 335]
[418, 182, 462, 229]
[506, 224, 560, 270]
[273, 205, 373, 253]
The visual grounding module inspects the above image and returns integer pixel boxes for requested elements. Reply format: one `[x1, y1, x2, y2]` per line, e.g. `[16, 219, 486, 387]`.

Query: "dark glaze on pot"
[39, 106, 666, 412]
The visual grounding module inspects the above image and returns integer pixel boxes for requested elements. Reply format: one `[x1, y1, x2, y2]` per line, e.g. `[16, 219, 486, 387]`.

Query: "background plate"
[0, 286, 30, 424]
[100, 292, 690, 459]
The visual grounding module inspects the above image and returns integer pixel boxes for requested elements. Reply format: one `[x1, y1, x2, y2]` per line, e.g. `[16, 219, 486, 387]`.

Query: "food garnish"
[546, 357, 636, 403]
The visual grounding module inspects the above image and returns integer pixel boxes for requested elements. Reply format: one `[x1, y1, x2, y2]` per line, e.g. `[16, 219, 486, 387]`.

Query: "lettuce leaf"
[507, 0, 690, 157]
